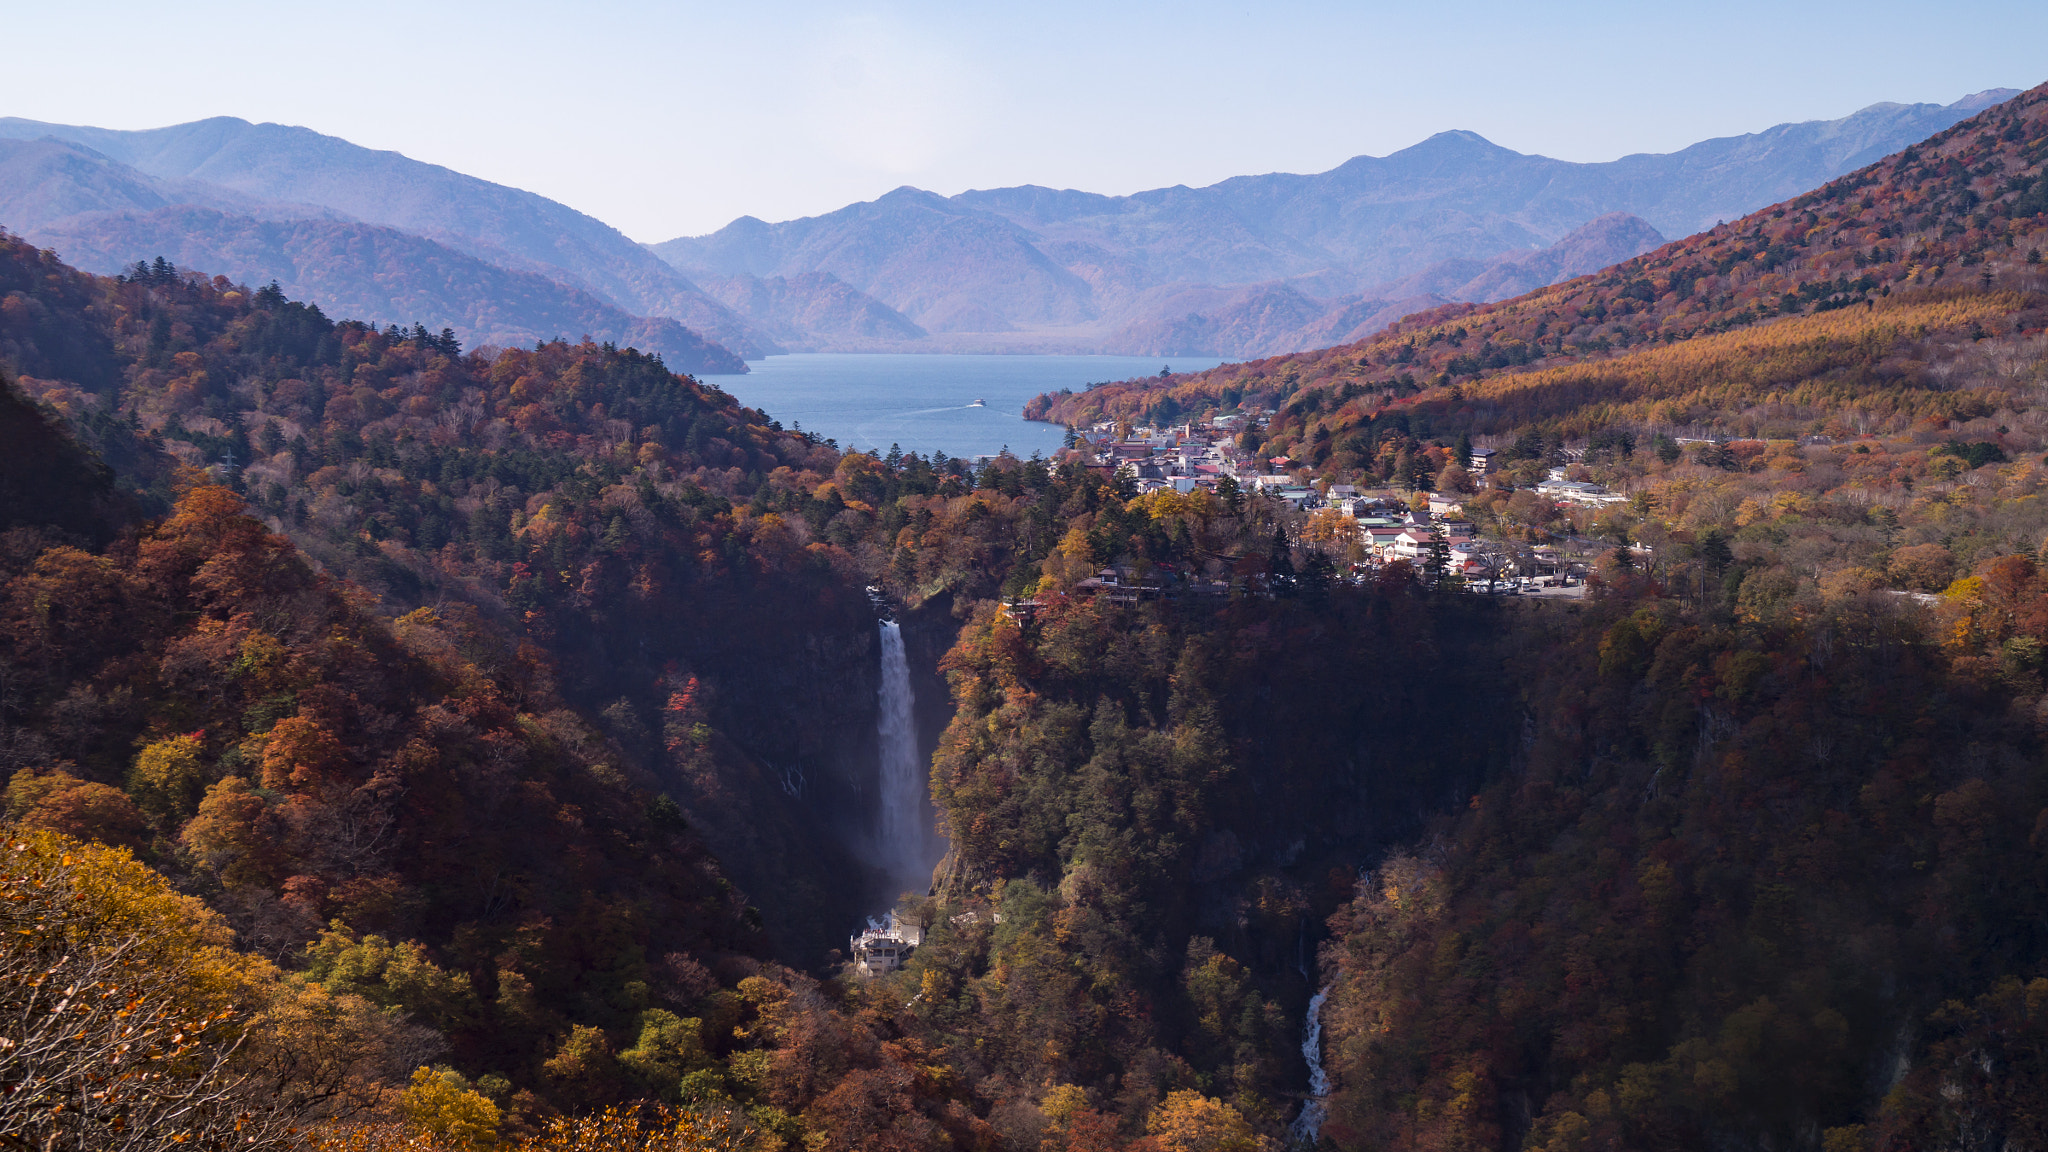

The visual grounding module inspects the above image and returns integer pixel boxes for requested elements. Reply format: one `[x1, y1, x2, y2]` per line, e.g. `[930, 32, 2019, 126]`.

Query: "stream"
[1290, 984, 1333, 1148]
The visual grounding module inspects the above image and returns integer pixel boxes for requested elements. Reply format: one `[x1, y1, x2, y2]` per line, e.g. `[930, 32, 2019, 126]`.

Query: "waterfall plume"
[875, 619, 932, 896]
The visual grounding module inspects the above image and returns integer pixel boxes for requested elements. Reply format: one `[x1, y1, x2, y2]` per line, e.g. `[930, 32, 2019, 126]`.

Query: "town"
[1023, 408, 1668, 600]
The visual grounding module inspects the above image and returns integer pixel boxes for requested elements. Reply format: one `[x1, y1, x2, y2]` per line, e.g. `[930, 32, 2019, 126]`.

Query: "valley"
[5, 44, 2048, 1152]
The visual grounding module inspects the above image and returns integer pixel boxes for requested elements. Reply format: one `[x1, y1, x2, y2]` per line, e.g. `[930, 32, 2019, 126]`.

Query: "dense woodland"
[11, 80, 2048, 1152]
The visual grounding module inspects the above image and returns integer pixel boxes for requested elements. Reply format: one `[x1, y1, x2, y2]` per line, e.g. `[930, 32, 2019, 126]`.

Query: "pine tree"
[1217, 476, 1244, 516]
[1268, 524, 1297, 596]
[1424, 526, 1453, 588]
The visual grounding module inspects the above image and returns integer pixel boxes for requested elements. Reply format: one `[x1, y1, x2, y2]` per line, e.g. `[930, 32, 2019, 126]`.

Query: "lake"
[714, 353, 1227, 461]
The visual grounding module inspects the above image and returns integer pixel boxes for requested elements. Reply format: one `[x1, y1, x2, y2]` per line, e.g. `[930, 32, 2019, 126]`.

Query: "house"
[1428, 494, 1464, 517]
[1390, 529, 1438, 562]
[1469, 447, 1498, 475]
[1363, 525, 1409, 558]
[1076, 567, 1161, 604]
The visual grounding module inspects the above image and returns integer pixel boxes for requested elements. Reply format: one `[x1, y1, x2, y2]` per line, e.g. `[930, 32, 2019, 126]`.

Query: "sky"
[6, 0, 2045, 242]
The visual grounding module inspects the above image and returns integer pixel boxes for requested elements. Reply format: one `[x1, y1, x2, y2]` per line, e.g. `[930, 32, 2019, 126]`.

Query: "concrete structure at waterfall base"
[851, 913, 924, 978]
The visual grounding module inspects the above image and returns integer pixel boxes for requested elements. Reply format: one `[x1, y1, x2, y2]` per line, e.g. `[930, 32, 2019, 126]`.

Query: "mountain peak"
[1405, 129, 1516, 155]
[1375, 129, 1526, 171]
[1952, 87, 2023, 112]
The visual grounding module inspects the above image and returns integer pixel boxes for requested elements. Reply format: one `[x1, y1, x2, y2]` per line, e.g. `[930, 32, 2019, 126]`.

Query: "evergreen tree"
[1268, 524, 1296, 596]
[1217, 475, 1243, 516]
[1424, 525, 1453, 588]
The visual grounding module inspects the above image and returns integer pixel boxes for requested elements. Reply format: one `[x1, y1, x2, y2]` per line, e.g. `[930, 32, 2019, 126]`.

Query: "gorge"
[8, 77, 2048, 1152]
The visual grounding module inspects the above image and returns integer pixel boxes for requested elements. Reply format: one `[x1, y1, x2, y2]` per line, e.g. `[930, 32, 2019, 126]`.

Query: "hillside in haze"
[656, 91, 2014, 356]
[1107, 213, 1671, 358]
[28, 204, 746, 373]
[0, 123, 763, 372]
[695, 269, 929, 349]
[0, 116, 776, 355]
[0, 94, 2005, 366]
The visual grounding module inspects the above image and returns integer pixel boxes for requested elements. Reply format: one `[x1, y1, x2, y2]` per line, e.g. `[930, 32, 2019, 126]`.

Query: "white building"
[850, 913, 924, 978]
[1535, 478, 1629, 508]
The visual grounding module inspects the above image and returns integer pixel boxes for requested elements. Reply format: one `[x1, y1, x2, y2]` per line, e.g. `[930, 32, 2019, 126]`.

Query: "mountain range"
[0, 89, 2016, 369]
[0, 120, 772, 372]
[656, 90, 2016, 356]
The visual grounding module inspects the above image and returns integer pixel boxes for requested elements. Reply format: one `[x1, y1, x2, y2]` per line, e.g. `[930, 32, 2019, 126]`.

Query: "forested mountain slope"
[0, 374, 769, 1112]
[1, 226, 1524, 1148]
[1032, 83, 2048, 442]
[1007, 79, 2048, 1151]
[0, 238, 877, 952]
[16, 83, 2048, 1152]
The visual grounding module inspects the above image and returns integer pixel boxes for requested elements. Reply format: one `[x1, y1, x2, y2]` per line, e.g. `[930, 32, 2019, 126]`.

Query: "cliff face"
[547, 583, 967, 965]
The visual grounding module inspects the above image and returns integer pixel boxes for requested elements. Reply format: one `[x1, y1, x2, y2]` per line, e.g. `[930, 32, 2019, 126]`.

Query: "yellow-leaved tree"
[1145, 1090, 1270, 1152]
[0, 829, 437, 1150]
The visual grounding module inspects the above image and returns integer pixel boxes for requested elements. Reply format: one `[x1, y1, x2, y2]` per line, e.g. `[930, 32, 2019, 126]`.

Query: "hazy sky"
[7, 0, 2044, 241]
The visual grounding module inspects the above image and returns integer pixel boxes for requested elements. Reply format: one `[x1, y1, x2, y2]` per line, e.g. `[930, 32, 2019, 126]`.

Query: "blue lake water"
[715, 353, 1227, 461]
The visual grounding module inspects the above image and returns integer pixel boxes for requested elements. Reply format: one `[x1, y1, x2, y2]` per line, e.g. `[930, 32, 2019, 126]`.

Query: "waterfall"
[875, 619, 929, 894]
[1289, 984, 1333, 1148]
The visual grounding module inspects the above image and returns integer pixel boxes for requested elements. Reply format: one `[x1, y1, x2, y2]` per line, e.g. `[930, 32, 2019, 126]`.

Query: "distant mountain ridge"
[694, 270, 928, 350]
[1103, 213, 1667, 357]
[0, 121, 766, 373]
[33, 204, 746, 373]
[0, 92, 2018, 366]
[654, 90, 2017, 356]
[0, 116, 776, 357]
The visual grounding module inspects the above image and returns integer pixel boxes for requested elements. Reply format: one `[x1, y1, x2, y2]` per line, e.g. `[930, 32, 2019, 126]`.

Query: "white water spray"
[1289, 984, 1333, 1148]
[875, 620, 929, 893]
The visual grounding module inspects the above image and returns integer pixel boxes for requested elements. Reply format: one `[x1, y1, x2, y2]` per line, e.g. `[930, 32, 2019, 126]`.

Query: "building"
[1469, 447, 1498, 475]
[851, 913, 924, 978]
[1391, 529, 1438, 562]
[1363, 525, 1409, 559]
[1535, 478, 1629, 508]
